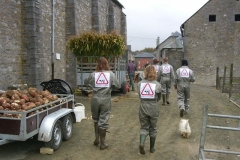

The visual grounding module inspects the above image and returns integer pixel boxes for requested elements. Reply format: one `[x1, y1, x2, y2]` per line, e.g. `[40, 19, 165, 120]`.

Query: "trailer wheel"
[61, 114, 73, 141]
[45, 120, 62, 151]
[121, 81, 127, 94]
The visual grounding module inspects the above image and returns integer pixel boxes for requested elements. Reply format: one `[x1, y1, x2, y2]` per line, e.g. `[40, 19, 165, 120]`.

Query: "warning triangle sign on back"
[141, 83, 154, 95]
[96, 72, 109, 84]
[180, 68, 189, 77]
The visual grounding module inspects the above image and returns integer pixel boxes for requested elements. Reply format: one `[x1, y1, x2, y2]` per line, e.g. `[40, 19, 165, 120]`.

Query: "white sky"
[119, 0, 209, 51]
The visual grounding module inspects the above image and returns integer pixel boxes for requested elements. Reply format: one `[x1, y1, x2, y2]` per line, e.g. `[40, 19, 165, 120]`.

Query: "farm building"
[180, 0, 240, 86]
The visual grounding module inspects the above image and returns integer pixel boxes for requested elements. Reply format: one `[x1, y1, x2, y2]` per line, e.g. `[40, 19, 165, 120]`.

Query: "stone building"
[180, 0, 240, 86]
[0, 0, 126, 90]
[155, 31, 183, 71]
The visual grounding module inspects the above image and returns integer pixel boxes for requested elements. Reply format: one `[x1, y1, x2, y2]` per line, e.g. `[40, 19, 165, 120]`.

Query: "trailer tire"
[61, 114, 73, 141]
[45, 120, 62, 151]
[121, 81, 127, 94]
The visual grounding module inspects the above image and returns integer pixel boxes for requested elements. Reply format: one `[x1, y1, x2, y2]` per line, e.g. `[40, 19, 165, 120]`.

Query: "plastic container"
[74, 103, 86, 122]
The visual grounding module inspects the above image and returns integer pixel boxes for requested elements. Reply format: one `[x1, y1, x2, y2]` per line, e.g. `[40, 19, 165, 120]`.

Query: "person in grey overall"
[137, 65, 161, 155]
[157, 57, 175, 105]
[174, 60, 195, 117]
[85, 57, 120, 150]
[152, 58, 161, 74]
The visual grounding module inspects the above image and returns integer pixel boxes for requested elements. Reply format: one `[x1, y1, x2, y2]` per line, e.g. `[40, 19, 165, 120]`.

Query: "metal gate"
[199, 105, 240, 160]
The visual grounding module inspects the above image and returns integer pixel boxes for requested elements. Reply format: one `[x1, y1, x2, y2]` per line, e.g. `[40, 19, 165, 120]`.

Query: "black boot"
[150, 137, 156, 153]
[139, 134, 147, 155]
[162, 94, 166, 105]
[93, 122, 99, 145]
[99, 128, 108, 150]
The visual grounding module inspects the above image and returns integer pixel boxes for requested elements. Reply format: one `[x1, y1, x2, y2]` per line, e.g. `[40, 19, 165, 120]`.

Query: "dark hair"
[95, 57, 110, 71]
[182, 60, 188, 66]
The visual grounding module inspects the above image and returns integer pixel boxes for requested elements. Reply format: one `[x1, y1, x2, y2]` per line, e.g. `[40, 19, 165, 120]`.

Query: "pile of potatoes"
[0, 88, 59, 117]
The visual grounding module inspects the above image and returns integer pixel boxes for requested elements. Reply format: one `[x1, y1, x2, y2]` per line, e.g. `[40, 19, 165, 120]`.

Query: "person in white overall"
[174, 60, 195, 117]
[85, 57, 120, 150]
[157, 57, 175, 105]
[137, 65, 161, 155]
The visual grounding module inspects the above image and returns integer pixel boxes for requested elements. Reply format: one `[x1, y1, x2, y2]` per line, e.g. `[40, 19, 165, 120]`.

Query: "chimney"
[156, 37, 160, 47]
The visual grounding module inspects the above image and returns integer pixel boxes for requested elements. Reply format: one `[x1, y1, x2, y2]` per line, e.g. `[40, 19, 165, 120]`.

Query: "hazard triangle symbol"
[141, 83, 154, 95]
[181, 69, 189, 76]
[163, 66, 170, 72]
[96, 72, 109, 84]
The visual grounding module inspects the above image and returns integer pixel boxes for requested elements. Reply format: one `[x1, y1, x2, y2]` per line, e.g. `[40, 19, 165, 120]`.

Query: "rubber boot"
[166, 94, 170, 104]
[150, 137, 156, 153]
[162, 94, 166, 105]
[93, 122, 99, 145]
[99, 128, 108, 150]
[139, 134, 147, 155]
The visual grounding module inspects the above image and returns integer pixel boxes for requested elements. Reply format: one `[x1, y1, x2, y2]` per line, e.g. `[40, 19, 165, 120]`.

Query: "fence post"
[221, 66, 227, 93]
[216, 67, 219, 90]
[198, 104, 209, 160]
[229, 63, 233, 99]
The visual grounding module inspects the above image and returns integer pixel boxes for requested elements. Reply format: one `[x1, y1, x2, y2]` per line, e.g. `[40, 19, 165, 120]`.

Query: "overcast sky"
[119, 0, 209, 51]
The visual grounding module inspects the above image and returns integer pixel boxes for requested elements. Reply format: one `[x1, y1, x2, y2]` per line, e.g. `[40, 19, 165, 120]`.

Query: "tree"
[139, 47, 155, 53]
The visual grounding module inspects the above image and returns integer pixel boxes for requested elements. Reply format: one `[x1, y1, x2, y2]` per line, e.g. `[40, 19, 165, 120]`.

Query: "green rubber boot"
[150, 137, 156, 153]
[166, 94, 170, 104]
[162, 94, 166, 105]
[99, 128, 108, 150]
[93, 122, 99, 145]
[139, 134, 147, 155]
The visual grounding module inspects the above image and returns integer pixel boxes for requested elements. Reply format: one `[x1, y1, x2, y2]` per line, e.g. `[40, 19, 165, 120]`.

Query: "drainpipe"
[51, 0, 55, 79]
[180, 24, 185, 59]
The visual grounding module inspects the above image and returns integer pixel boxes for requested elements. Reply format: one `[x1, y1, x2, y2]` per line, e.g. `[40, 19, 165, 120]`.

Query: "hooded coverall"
[157, 62, 175, 94]
[174, 66, 195, 112]
[86, 70, 120, 129]
[138, 79, 161, 137]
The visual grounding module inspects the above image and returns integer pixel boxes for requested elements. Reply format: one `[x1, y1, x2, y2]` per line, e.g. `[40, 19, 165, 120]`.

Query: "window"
[235, 14, 240, 21]
[209, 15, 216, 22]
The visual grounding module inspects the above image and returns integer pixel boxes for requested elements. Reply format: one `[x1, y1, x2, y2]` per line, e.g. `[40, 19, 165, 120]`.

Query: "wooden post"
[216, 67, 219, 90]
[229, 63, 233, 99]
[222, 66, 227, 93]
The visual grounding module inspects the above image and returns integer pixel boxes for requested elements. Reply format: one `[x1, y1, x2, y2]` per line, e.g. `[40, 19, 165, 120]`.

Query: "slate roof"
[156, 31, 183, 50]
[171, 31, 181, 37]
[134, 52, 155, 58]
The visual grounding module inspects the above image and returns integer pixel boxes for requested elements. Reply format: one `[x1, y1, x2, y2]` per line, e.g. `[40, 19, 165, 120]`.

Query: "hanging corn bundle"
[67, 31, 126, 57]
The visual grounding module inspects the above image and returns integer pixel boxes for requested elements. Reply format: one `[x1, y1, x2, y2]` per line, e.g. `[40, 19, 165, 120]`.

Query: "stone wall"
[0, 0, 126, 90]
[182, 0, 240, 86]
[165, 50, 183, 72]
[0, 0, 22, 89]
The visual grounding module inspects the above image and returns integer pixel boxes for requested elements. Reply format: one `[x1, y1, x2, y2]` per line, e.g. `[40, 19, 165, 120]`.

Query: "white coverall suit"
[174, 66, 195, 112]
